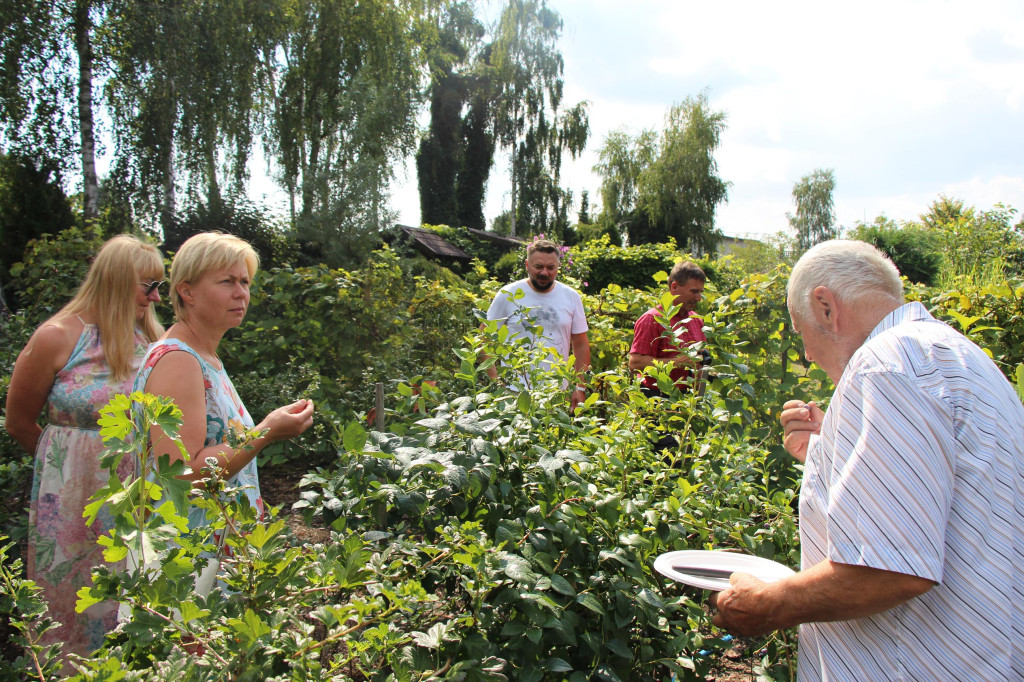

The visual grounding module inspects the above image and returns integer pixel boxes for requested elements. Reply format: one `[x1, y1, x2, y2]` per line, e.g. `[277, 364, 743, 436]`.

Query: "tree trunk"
[510, 142, 517, 237]
[160, 76, 176, 234]
[161, 149, 176, 233]
[206, 144, 221, 212]
[74, 0, 98, 222]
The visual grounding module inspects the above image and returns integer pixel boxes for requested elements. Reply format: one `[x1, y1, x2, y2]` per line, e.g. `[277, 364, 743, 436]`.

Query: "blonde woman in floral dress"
[5, 235, 165, 660]
[134, 233, 313, 535]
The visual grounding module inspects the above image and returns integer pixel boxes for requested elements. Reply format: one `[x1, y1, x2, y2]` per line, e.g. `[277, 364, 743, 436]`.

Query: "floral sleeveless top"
[47, 324, 147, 428]
[134, 338, 264, 528]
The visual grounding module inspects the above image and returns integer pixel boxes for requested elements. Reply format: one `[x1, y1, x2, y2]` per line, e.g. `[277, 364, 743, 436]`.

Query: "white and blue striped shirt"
[799, 302, 1024, 681]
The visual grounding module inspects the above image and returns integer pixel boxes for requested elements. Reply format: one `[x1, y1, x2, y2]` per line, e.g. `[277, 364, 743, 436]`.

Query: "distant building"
[390, 225, 472, 264]
[385, 225, 524, 268]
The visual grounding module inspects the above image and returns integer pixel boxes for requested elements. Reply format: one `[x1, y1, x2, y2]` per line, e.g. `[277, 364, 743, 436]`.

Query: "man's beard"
[529, 273, 554, 291]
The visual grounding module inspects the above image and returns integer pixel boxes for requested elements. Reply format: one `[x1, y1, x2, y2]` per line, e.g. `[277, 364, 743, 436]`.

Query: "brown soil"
[259, 461, 331, 544]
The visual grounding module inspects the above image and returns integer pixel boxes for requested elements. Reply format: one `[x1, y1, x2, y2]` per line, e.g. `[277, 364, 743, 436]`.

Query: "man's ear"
[811, 286, 838, 331]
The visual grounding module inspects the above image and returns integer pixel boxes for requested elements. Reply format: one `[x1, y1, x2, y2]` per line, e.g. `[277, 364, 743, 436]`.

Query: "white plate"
[654, 550, 796, 591]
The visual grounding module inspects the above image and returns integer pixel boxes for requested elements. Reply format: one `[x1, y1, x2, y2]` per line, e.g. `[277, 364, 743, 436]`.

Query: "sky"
[385, 0, 1024, 239]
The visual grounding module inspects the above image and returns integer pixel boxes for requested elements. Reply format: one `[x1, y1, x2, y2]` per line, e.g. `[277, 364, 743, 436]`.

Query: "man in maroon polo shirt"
[628, 261, 707, 396]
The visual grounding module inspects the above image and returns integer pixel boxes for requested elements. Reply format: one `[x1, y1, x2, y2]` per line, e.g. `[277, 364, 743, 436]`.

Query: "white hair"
[787, 240, 904, 323]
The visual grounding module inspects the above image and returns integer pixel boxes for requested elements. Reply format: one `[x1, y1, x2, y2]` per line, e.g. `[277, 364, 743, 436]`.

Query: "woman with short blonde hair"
[168, 232, 259, 321]
[135, 232, 313, 536]
[5, 233, 166, 661]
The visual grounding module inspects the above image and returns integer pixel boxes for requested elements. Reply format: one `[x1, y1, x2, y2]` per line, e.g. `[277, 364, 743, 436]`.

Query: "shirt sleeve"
[630, 313, 660, 355]
[486, 287, 512, 322]
[825, 370, 955, 582]
[570, 291, 588, 334]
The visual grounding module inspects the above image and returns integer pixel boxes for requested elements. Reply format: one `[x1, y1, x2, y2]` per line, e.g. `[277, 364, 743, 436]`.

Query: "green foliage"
[164, 195, 299, 269]
[103, 0, 287, 229]
[922, 198, 1024, 287]
[847, 216, 940, 286]
[928, 279, 1024, 379]
[493, 249, 525, 284]
[296, 324, 803, 680]
[9, 226, 1024, 678]
[0, 312, 36, 550]
[572, 236, 682, 293]
[0, 153, 75, 299]
[6, 223, 105, 323]
[0, 536, 62, 680]
[51, 392, 483, 680]
[634, 93, 728, 252]
[275, 0, 422, 266]
[593, 93, 730, 252]
[594, 127, 658, 241]
[705, 266, 832, 452]
[788, 168, 837, 251]
[224, 248, 479, 465]
[0, 0, 78, 171]
[491, 0, 589, 239]
[415, 2, 491, 230]
[575, 219, 622, 246]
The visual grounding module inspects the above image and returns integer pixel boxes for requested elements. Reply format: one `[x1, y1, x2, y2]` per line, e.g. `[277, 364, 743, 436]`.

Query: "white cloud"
[385, 0, 1024, 238]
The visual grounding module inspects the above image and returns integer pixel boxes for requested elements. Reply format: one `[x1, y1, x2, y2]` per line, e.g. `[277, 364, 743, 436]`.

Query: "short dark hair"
[669, 261, 706, 286]
[526, 238, 560, 259]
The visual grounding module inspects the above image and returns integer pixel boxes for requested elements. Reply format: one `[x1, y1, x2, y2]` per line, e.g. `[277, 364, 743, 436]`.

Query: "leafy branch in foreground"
[0, 536, 62, 681]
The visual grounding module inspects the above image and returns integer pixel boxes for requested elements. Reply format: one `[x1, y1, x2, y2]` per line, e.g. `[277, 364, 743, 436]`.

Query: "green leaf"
[342, 420, 368, 452]
[576, 592, 603, 614]
[75, 586, 103, 613]
[548, 574, 576, 597]
[500, 554, 536, 582]
[411, 621, 452, 649]
[606, 637, 633, 661]
[179, 601, 210, 625]
[228, 608, 272, 647]
[415, 417, 449, 431]
[247, 520, 285, 550]
[543, 657, 573, 673]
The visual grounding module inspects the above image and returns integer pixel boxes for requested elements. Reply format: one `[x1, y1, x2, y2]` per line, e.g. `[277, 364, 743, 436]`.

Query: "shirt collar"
[864, 301, 933, 344]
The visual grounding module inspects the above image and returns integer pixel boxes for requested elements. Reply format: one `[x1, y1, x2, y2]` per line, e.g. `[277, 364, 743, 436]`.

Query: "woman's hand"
[262, 399, 315, 442]
[780, 399, 824, 463]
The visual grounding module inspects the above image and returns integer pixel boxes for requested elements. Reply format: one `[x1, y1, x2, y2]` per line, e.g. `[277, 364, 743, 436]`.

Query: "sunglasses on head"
[140, 280, 165, 296]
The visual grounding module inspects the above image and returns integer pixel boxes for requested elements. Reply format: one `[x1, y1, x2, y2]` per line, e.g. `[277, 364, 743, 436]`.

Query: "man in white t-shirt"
[710, 240, 1024, 681]
[484, 239, 591, 408]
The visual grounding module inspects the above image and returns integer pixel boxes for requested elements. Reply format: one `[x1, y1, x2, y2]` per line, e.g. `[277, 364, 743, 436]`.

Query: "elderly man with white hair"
[711, 240, 1024, 680]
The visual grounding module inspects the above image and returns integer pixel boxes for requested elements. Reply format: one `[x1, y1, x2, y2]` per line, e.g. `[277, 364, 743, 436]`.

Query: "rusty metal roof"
[464, 227, 525, 249]
[397, 226, 471, 260]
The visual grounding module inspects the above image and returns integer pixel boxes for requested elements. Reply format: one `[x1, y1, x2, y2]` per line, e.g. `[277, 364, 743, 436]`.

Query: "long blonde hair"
[58, 234, 165, 381]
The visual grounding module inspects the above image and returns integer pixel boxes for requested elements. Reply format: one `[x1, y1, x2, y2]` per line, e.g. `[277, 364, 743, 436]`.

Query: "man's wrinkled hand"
[780, 400, 823, 463]
[710, 572, 776, 637]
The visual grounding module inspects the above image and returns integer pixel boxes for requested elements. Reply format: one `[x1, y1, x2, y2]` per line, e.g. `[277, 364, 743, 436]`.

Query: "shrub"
[0, 153, 75, 302]
[572, 236, 683, 293]
[223, 248, 480, 465]
[847, 217, 940, 286]
[164, 196, 299, 269]
[6, 224, 106, 323]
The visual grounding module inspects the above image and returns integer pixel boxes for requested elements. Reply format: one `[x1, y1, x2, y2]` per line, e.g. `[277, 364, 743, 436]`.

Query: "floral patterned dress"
[133, 338, 264, 531]
[27, 323, 145, 658]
